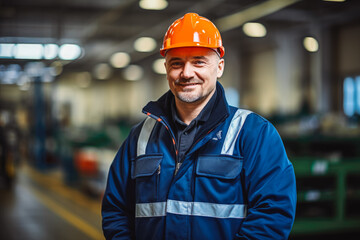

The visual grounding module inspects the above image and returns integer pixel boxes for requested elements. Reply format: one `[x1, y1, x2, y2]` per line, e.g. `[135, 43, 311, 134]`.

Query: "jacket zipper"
[145, 114, 179, 175]
[174, 118, 226, 176]
[157, 117, 182, 176]
[174, 162, 182, 176]
[145, 112, 227, 176]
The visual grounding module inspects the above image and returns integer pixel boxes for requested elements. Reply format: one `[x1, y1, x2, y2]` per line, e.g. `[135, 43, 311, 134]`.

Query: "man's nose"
[181, 62, 195, 79]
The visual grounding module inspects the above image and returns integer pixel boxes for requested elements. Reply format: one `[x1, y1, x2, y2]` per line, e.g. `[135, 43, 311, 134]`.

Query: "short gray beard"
[174, 78, 203, 103]
[176, 92, 203, 103]
[175, 86, 215, 104]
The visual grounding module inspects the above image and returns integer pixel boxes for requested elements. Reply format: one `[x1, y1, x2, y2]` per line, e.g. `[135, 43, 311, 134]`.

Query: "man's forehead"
[165, 47, 217, 59]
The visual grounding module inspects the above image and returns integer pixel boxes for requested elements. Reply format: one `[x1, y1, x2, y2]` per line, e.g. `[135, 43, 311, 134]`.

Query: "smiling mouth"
[175, 79, 202, 86]
[178, 83, 199, 86]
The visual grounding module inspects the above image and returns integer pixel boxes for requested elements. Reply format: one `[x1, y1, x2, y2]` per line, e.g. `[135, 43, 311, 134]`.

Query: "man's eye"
[194, 61, 205, 65]
[171, 62, 182, 67]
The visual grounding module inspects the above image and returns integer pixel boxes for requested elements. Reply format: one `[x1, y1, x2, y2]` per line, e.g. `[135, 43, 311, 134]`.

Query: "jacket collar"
[142, 81, 230, 132]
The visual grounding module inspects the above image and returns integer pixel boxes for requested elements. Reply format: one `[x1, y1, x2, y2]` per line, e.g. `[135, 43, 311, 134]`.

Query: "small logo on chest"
[212, 130, 222, 141]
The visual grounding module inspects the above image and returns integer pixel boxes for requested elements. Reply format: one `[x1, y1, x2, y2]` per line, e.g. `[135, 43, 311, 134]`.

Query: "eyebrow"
[192, 56, 208, 60]
[168, 56, 208, 62]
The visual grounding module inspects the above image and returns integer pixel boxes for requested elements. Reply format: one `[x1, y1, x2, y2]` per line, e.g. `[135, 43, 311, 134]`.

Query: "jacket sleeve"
[235, 115, 297, 240]
[102, 135, 136, 240]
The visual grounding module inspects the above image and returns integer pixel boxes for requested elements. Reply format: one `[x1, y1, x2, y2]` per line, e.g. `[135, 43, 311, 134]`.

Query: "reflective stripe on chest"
[137, 109, 251, 157]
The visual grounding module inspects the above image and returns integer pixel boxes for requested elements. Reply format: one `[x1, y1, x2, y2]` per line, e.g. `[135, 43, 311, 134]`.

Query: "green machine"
[285, 135, 360, 237]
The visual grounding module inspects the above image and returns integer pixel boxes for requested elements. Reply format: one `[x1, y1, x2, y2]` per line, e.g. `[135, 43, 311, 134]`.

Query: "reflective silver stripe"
[136, 202, 166, 217]
[136, 200, 247, 219]
[221, 109, 251, 155]
[167, 200, 247, 219]
[137, 117, 156, 156]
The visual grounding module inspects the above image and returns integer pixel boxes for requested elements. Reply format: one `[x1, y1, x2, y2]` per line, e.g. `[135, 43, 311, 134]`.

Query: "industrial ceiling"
[1, 0, 360, 74]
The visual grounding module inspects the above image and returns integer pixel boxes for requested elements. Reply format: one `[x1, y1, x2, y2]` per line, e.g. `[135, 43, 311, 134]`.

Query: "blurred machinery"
[0, 110, 20, 189]
[57, 121, 131, 198]
[277, 113, 360, 238]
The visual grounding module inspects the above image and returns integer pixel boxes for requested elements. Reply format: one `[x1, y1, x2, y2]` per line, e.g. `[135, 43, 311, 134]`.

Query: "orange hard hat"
[160, 13, 225, 57]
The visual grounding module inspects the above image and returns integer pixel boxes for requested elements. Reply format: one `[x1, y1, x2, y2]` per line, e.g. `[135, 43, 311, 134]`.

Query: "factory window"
[343, 76, 360, 117]
[356, 76, 360, 114]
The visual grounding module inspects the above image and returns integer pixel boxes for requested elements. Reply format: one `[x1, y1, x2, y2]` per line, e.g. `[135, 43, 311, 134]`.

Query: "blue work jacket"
[102, 82, 296, 240]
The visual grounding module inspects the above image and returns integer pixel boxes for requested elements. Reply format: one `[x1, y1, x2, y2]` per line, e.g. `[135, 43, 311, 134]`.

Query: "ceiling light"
[59, 44, 82, 60]
[215, 0, 300, 32]
[152, 58, 166, 74]
[110, 52, 130, 68]
[134, 37, 157, 52]
[44, 44, 59, 60]
[94, 63, 112, 80]
[323, 0, 345, 2]
[242, 22, 267, 37]
[14, 44, 43, 59]
[123, 65, 143, 81]
[139, 0, 168, 10]
[0, 44, 15, 58]
[303, 37, 319, 52]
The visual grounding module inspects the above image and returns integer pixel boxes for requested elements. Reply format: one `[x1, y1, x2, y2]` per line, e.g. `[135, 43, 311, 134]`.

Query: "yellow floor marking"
[30, 185, 104, 240]
[24, 165, 101, 215]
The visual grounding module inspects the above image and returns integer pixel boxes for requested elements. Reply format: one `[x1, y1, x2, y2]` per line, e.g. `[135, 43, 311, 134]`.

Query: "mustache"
[175, 78, 202, 85]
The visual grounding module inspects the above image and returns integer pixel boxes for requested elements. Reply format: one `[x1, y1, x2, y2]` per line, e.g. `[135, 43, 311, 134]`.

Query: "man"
[102, 13, 296, 240]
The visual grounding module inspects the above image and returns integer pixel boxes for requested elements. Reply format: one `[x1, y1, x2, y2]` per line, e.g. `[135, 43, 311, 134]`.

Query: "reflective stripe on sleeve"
[136, 202, 166, 217]
[221, 109, 251, 155]
[137, 117, 157, 156]
[136, 200, 247, 219]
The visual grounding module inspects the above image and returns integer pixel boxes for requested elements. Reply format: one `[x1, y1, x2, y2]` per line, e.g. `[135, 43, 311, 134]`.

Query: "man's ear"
[217, 58, 225, 78]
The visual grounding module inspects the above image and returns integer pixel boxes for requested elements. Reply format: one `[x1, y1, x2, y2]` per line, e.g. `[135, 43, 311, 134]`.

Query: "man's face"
[164, 47, 224, 104]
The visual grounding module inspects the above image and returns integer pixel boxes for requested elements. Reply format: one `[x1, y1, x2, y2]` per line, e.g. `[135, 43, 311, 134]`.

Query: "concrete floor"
[0, 164, 104, 240]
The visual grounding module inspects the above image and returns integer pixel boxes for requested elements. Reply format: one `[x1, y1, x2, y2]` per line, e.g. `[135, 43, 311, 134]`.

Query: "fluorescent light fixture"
[44, 44, 59, 59]
[139, 0, 168, 10]
[323, 0, 345, 2]
[0, 44, 15, 58]
[134, 37, 157, 52]
[59, 44, 82, 60]
[152, 58, 166, 74]
[215, 0, 300, 32]
[94, 63, 112, 80]
[14, 44, 43, 59]
[343, 77, 355, 116]
[303, 37, 319, 52]
[356, 76, 360, 114]
[123, 65, 143, 81]
[110, 52, 130, 68]
[242, 22, 267, 37]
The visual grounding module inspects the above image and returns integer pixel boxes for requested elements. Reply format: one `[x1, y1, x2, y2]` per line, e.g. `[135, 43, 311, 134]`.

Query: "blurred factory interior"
[1, 0, 360, 239]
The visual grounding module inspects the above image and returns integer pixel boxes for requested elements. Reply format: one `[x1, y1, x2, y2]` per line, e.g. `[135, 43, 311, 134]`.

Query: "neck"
[174, 91, 215, 125]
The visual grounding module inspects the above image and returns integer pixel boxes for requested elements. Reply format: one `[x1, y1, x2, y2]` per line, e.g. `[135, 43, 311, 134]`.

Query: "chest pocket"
[131, 154, 163, 202]
[195, 155, 243, 203]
